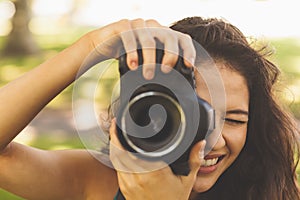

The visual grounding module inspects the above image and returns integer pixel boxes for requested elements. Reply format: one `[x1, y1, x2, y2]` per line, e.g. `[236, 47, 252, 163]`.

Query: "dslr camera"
[116, 41, 215, 176]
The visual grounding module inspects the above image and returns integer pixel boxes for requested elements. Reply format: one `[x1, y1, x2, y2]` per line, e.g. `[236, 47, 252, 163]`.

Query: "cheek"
[224, 125, 247, 158]
[191, 125, 248, 193]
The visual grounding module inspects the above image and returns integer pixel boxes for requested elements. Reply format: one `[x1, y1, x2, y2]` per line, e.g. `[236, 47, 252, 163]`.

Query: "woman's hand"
[109, 119, 206, 200]
[83, 18, 196, 79]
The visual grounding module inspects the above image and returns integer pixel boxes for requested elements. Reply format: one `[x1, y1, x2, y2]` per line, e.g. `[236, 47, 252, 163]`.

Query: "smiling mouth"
[201, 155, 225, 167]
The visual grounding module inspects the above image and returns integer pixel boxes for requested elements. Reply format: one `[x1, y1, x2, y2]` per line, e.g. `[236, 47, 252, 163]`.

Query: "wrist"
[60, 33, 103, 77]
[72, 33, 96, 60]
[73, 29, 113, 70]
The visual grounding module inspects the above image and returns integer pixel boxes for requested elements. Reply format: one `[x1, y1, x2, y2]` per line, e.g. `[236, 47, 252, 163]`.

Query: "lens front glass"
[121, 91, 185, 156]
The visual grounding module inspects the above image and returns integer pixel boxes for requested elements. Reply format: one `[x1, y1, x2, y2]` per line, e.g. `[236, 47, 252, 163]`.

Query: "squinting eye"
[224, 118, 247, 126]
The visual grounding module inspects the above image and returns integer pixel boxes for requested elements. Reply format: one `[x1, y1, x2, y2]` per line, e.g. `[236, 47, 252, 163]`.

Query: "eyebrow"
[226, 109, 249, 116]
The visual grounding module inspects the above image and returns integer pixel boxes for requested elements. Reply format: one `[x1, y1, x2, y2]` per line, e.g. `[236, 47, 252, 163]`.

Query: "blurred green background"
[0, 0, 300, 199]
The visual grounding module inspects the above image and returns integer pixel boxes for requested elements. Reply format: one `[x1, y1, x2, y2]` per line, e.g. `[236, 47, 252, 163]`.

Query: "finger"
[117, 19, 139, 70]
[178, 33, 196, 67]
[131, 19, 156, 80]
[146, 21, 180, 73]
[109, 122, 141, 172]
[109, 118, 124, 149]
[109, 118, 136, 167]
[187, 140, 206, 178]
[109, 118, 138, 162]
[160, 36, 179, 73]
[109, 118, 128, 168]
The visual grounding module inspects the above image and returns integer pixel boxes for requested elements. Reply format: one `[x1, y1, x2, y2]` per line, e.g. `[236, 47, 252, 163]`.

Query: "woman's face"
[192, 62, 249, 192]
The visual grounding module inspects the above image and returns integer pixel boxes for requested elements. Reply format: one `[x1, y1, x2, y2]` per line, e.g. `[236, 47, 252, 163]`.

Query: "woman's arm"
[0, 18, 196, 199]
[0, 19, 195, 152]
[0, 36, 92, 151]
[0, 22, 126, 199]
[0, 142, 119, 200]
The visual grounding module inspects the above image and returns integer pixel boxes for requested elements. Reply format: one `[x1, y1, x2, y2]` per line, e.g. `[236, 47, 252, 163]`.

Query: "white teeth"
[202, 157, 219, 167]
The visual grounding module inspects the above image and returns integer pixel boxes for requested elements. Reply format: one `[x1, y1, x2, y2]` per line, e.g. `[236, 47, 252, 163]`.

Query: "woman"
[170, 17, 300, 200]
[0, 17, 299, 200]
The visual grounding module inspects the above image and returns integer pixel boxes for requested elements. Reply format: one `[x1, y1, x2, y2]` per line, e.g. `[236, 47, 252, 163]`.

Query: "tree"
[2, 0, 40, 56]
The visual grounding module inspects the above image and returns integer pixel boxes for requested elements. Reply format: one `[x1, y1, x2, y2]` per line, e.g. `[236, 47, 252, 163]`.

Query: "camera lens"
[120, 90, 186, 157]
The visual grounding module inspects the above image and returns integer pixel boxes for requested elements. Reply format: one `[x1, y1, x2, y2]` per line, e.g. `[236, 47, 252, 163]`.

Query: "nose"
[213, 133, 226, 150]
[205, 130, 226, 153]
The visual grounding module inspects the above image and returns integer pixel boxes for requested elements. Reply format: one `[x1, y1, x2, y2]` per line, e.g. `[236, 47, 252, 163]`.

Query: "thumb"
[188, 140, 206, 177]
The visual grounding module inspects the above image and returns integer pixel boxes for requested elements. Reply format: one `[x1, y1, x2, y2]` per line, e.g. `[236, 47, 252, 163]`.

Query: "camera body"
[116, 42, 215, 175]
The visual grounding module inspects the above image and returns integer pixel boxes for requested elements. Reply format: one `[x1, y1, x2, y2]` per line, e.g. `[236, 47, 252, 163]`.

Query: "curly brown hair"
[170, 17, 300, 200]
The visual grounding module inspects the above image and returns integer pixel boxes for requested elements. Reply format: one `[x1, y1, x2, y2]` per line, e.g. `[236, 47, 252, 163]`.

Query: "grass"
[0, 34, 300, 199]
[0, 190, 24, 200]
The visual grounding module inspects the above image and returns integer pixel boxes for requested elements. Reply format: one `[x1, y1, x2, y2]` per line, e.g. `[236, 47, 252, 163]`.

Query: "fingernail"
[190, 57, 195, 65]
[131, 61, 137, 69]
[161, 64, 171, 73]
[199, 140, 206, 159]
[199, 150, 204, 160]
[186, 57, 195, 67]
[145, 69, 154, 80]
